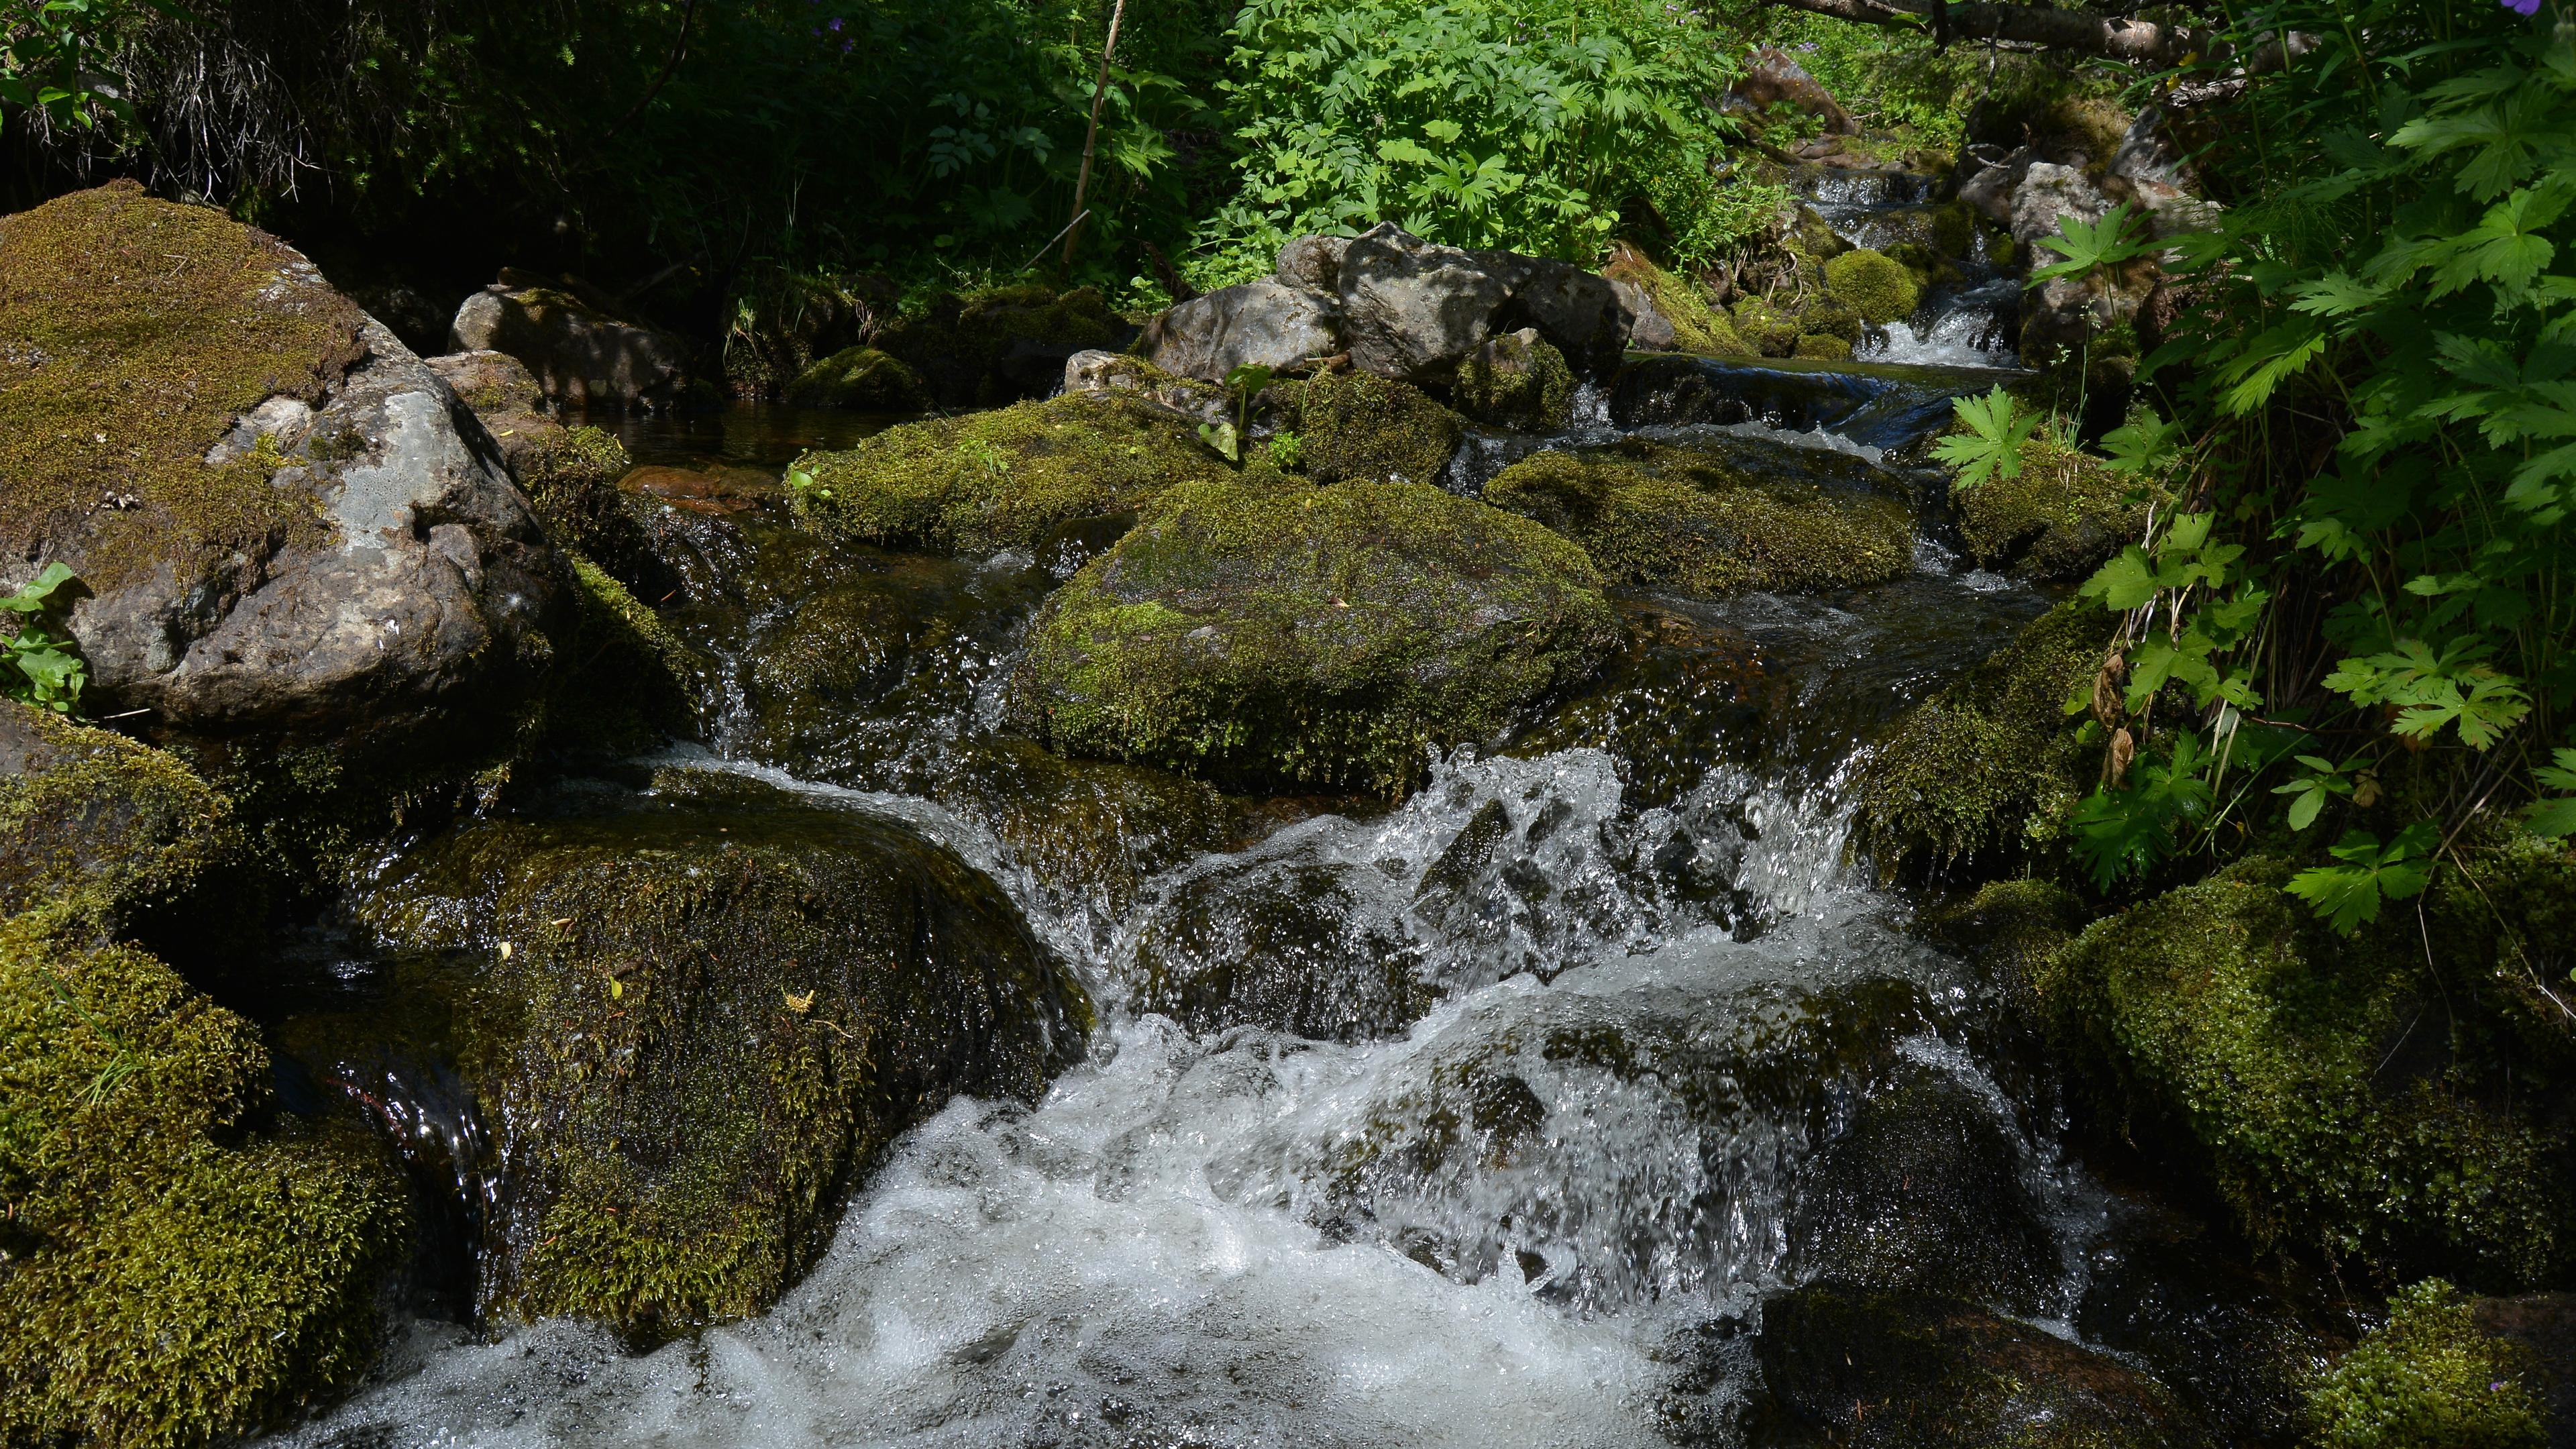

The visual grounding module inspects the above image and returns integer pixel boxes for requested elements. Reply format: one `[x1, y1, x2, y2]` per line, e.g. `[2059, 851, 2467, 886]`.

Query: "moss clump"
[789, 389, 1230, 555]
[1601, 244, 1755, 357]
[356, 775, 1089, 1339]
[1856, 599, 2112, 877]
[1452, 331, 1575, 431]
[1287, 370, 1464, 487]
[2306, 1281, 2546, 1449]
[0, 917, 407, 1449]
[1482, 437, 1916, 598]
[1731, 296, 1805, 358]
[521, 552, 696, 759]
[875, 284, 1123, 407]
[0, 700, 239, 940]
[0, 180, 365, 592]
[781, 345, 928, 411]
[1954, 434, 2146, 582]
[2036, 859, 2570, 1282]
[1923, 877, 2092, 1000]
[1794, 333, 1854, 361]
[1011, 473, 1619, 796]
[1824, 247, 1923, 325]
[508, 422, 635, 559]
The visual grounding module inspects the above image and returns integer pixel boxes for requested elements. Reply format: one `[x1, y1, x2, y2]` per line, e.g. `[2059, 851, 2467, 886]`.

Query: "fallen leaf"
[784, 989, 814, 1013]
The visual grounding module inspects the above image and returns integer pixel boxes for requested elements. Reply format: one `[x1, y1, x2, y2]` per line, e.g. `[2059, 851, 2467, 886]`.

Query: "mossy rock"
[0, 917, 408, 1449]
[1792, 333, 1852, 361]
[2306, 1280, 2548, 1449]
[1286, 369, 1464, 488]
[1601, 246, 1756, 358]
[1481, 435, 1917, 599]
[521, 551, 697, 760]
[788, 389, 1230, 555]
[1954, 435, 2146, 582]
[1856, 599, 2112, 877]
[0, 700, 241, 941]
[2036, 854, 2575, 1283]
[1743, 1285, 2208, 1448]
[347, 771, 1089, 1338]
[1010, 472, 1619, 796]
[1823, 248, 1923, 325]
[781, 345, 929, 411]
[1122, 853, 1437, 1042]
[1799, 295, 1865, 345]
[875, 284, 1124, 407]
[1452, 330, 1575, 432]
[1730, 297, 1805, 358]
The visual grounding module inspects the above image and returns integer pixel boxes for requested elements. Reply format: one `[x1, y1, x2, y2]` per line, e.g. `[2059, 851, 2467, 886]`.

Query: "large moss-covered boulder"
[1823, 247, 1922, 325]
[3, 182, 570, 745]
[1482, 435, 1917, 598]
[781, 345, 929, 411]
[345, 771, 1088, 1338]
[874, 284, 1125, 407]
[0, 918, 408, 1449]
[788, 389, 1231, 555]
[0, 700, 238, 941]
[1955, 435, 2145, 581]
[1010, 474, 1618, 795]
[1287, 368, 1464, 488]
[1856, 599, 2112, 877]
[2036, 851, 2575, 1283]
[1452, 329, 1575, 432]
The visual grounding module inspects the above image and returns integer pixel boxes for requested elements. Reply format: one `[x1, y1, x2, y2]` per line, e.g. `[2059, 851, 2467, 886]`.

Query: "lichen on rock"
[1010, 472, 1619, 796]
[1481, 435, 1917, 598]
[788, 388, 1230, 555]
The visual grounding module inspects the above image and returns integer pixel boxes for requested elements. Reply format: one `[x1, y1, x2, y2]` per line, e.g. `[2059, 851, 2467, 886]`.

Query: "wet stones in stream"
[300, 768, 1089, 1340]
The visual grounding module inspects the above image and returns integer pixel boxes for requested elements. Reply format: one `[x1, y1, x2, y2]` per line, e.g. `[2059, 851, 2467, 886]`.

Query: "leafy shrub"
[1189, 0, 1780, 284]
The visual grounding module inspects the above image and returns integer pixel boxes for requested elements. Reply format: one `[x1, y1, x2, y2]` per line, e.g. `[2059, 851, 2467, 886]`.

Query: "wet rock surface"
[448, 270, 689, 411]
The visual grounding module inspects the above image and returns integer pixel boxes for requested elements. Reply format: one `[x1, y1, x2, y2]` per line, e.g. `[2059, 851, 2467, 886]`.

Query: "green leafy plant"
[2527, 747, 2576, 839]
[1197, 362, 1273, 464]
[3, 564, 87, 715]
[1932, 385, 2044, 490]
[1266, 428, 1305, 470]
[2272, 754, 2368, 831]
[2069, 731, 2218, 888]
[2287, 822, 2441, 934]
[2029, 201, 2159, 283]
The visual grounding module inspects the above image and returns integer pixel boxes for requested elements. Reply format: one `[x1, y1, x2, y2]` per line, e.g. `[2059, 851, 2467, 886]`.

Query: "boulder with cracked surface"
[1142, 278, 1341, 382]
[447, 269, 688, 411]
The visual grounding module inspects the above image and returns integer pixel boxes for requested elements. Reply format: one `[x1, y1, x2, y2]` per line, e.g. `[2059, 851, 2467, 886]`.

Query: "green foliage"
[1196, 362, 1273, 463]
[2069, 733, 2217, 888]
[2029, 202, 2156, 283]
[1189, 0, 1778, 284]
[1932, 386, 2043, 491]
[2529, 747, 2576, 837]
[2306, 1281, 2546, 1449]
[0, 0, 180, 130]
[2286, 822, 2440, 934]
[2, 563, 87, 714]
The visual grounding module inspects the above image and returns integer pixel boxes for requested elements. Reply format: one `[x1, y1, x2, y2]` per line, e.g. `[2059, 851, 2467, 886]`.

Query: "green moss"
[0, 916, 407, 1449]
[1794, 333, 1854, 360]
[781, 345, 928, 410]
[1481, 437, 1916, 598]
[507, 421, 634, 559]
[1856, 599, 2114, 875]
[1287, 370, 1464, 487]
[875, 284, 1123, 407]
[1731, 296, 1805, 358]
[789, 389, 1230, 555]
[1452, 333, 1574, 431]
[354, 777, 1089, 1338]
[1824, 248, 1923, 325]
[1954, 435, 2147, 582]
[0, 181, 366, 592]
[1010, 474, 1618, 796]
[1602, 246, 1756, 357]
[2306, 1281, 2546, 1449]
[2035, 861, 2569, 1282]
[1923, 878, 2092, 1000]
[0, 701, 239, 941]
[1801, 295, 1866, 345]
[521, 551, 696, 759]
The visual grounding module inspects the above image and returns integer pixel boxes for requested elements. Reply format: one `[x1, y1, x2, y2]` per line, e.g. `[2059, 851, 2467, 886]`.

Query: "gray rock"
[448, 280, 687, 411]
[1275, 233, 1351, 294]
[61, 313, 568, 741]
[2010, 161, 2114, 250]
[1610, 279, 1678, 352]
[2111, 109, 2220, 239]
[1141, 278, 1341, 382]
[1957, 147, 2032, 229]
[425, 349, 546, 416]
[1061, 349, 1236, 429]
[1491, 257, 1629, 376]
[1334, 223, 1519, 386]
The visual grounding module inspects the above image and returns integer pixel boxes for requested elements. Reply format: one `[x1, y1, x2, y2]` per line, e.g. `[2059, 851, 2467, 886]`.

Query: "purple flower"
[2505, 0, 2541, 16]
[828, 15, 843, 29]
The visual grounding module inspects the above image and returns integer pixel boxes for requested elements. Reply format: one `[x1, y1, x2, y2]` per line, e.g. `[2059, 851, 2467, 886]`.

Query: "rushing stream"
[258, 183, 2302, 1448]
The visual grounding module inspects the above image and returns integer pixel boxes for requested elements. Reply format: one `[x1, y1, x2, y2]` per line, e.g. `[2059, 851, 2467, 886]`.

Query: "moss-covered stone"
[1954, 434, 2146, 582]
[511, 423, 634, 555]
[1287, 369, 1464, 487]
[1481, 436, 1917, 598]
[1731, 296, 1805, 358]
[0, 917, 407, 1449]
[1010, 473, 1618, 796]
[519, 551, 696, 760]
[874, 284, 1124, 407]
[1452, 331, 1575, 432]
[0, 180, 364, 594]
[1792, 333, 1853, 360]
[1823, 247, 1922, 325]
[2306, 1281, 2547, 1449]
[788, 389, 1230, 555]
[0, 700, 239, 941]
[2035, 857, 2572, 1283]
[781, 345, 929, 411]
[1799, 294, 1865, 345]
[1856, 599, 2112, 877]
[1601, 245, 1756, 357]
[346, 772, 1089, 1339]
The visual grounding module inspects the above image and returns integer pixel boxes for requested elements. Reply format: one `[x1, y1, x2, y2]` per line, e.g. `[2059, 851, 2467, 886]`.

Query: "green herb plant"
[3, 564, 88, 715]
